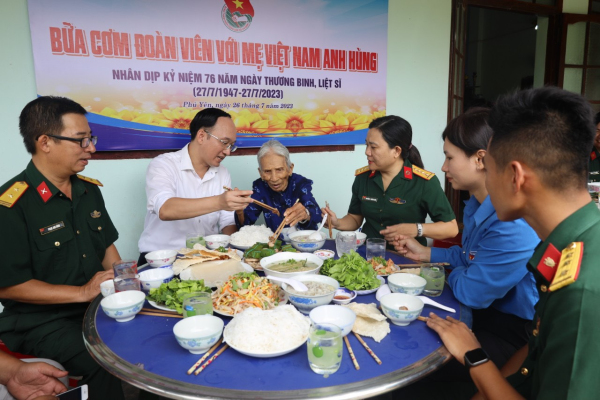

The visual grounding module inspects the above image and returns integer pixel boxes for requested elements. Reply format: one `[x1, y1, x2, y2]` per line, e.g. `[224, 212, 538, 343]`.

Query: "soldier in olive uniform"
[408, 87, 600, 400]
[324, 115, 457, 246]
[588, 112, 600, 182]
[0, 97, 125, 399]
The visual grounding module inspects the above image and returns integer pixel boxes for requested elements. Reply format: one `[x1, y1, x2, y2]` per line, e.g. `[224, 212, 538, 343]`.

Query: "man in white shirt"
[138, 108, 253, 257]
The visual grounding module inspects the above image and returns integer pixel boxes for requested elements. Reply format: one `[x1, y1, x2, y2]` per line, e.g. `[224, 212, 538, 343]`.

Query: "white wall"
[0, 0, 451, 259]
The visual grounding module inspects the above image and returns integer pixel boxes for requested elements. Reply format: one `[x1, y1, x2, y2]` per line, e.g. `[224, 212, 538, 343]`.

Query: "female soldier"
[323, 115, 457, 246]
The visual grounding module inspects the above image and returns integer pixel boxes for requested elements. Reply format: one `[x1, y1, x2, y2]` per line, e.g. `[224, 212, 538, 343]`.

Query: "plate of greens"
[319, 250, 382, 294]
[146, 278, 212, 314]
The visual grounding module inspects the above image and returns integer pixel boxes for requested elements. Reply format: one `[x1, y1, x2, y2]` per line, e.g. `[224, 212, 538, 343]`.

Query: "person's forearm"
[500, 345, 529, 378]
[422, 219, 458, 240]
[470, 362, 524, 400]
[158, 196, 222, 221]
[0, 280, 87, 304]
[101, 244, 121, 271]
[222, 225, 237, 235]
[334, 214, 362, 231]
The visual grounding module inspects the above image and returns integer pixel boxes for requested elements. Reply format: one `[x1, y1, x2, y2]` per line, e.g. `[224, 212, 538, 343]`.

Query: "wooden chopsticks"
[353, 333, 382, 365]
[194, 344, 229, 375]
[139, 309, 183, 319]
[223, 186, 280, 216]
[344, 336, 360, 370]
[187, 338, 223, 374]
[325, 201, 332, 239]
[269, 198, 299, 246]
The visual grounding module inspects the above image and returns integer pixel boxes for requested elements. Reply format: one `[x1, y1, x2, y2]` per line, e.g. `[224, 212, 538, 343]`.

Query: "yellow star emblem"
[233, 0, 244, 9]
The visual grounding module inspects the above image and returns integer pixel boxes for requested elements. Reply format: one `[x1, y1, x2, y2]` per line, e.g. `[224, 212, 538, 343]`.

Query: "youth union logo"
[222, 0, 255, 33]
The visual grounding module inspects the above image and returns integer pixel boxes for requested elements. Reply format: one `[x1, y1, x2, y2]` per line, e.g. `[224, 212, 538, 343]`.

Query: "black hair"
[595, 111, 600, 126]
[442, 107, 492, 157]
[189, 108, 232, 140]
[19, 96, 87, 155]
[488, 86, 595, 190]
[369, 115, 424, 168]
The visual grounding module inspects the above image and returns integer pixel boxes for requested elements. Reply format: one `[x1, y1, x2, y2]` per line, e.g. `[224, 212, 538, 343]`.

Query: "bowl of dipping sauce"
[332, 288, 357, 305]
[313, 249, 335, 260]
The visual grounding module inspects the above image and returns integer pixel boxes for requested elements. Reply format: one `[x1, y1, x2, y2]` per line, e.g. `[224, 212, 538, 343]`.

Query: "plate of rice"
[223, 305, 310, 358]
[230, 225, 274, 250]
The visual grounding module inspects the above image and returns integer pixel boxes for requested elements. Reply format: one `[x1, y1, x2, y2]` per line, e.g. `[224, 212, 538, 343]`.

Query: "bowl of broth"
[288, 230, 326, 252]
[260, 252, 323, 281]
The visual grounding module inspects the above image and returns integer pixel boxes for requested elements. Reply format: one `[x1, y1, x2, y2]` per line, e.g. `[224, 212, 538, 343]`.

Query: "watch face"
[465, 348, 489, 366]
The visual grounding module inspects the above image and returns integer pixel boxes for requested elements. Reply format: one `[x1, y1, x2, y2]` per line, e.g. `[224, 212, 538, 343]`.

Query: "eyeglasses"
[46, 134, 98, 148]
[205, 130, 237, 153]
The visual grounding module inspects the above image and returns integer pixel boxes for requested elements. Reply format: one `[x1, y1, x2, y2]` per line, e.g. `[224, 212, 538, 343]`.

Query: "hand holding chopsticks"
[269, 199, 299, 246]
[223, 186, 280, 216]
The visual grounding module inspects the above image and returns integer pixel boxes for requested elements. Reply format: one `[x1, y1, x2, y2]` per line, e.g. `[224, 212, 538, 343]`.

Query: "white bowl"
[145, 250, 177, 268]
[356, 232, 367, 246]
[100, 291, 145, 322]
[380, 293, 424, 326]
[173, 315, 224, 354]
[387, 274, 427, 296]
[261, 252, 323, 281]
[100, 280, 115, 297]
[288, 230, 326, 252]
[139, 268, 174, 292]
[309, 305, 356, 336]
[280, 227, 293, 242]
[313, 249, 335, 260]
[204, 234, 231, 250]
[332, 288, 357, 305]
[281, 275, 339, 314]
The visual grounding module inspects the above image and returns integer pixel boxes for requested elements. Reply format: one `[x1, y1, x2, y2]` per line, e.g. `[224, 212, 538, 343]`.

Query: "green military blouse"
[348, 159, 455, 246]
[0, 161, 118, 349]
[589, 148, 600, 182]
[507, 202, 600, 399]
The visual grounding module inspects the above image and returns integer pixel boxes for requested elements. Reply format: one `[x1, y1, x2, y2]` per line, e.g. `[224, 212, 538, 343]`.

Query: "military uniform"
[588, 148, 600, 182]
[0, 161, 123, 399]
[348, 160, 455, 246]
[505, 201, 600, 399]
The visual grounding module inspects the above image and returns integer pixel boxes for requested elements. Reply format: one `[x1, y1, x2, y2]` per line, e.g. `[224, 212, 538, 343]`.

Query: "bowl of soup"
[288, 230, 326, 252]
[260, 252, 323, 281]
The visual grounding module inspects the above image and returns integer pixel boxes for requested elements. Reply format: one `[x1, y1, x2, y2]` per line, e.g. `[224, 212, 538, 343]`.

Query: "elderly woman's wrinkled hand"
[425, 313, 481, 365]
[284, 203, 308, 227]
[219, 188, 254, 211]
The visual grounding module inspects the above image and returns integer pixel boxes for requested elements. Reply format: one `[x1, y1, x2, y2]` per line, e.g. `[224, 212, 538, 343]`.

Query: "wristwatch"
[416, 223, 423, 237]
[299, 207, 310, 224]
[464, 348, 490, 369]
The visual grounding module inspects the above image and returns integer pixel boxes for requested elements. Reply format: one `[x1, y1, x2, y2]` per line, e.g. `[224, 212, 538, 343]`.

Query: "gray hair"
[257, 140, 292, 171]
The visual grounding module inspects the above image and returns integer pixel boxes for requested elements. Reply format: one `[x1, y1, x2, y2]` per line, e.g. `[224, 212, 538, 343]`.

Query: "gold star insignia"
[233, 0, 244, 9]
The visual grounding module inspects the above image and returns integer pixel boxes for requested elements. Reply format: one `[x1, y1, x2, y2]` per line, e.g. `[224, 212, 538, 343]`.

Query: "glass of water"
[182, 292, 213, 317]
[335, 231, 357, 257]
[421, 266, 445, 297]
[114, 274, 141, 292]
[185, 232, 206, 249]
[366, 238, 386, 260]
[307, 323, 342, 377]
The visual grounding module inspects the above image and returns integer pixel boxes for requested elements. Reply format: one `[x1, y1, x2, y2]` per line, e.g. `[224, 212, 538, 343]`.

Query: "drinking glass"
[421, 266, 445, 297]
[307, 323, 342, 376]
[335, 231, 357, 257]
[182, 292, 213, 317]
[186, 232, 206, 249]
[366, 238, 386, 260]
[113, 259, 137, 277]
[114, 274, 141, 292]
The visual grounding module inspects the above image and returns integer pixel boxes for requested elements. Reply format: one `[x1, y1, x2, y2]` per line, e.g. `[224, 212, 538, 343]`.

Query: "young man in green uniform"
[0, 97, 125, 399]
[414, 87, 600, 399]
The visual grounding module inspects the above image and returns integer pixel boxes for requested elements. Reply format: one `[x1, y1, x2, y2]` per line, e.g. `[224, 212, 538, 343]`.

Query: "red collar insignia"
[403, 166, 413, 180]
[37, 182, 52, 203]
[592, 151, 597, 161]
[369, 171, 376, 178]
[536, 243, 561, 282]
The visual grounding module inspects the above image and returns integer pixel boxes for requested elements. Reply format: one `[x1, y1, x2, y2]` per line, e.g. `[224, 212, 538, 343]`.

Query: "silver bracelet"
[416, 223, 423, 237]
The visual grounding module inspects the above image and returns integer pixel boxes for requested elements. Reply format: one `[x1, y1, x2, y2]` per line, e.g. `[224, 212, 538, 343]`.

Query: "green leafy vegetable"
[216, 246, 228, 253]
[146, 278, 211, 314]
[319, 250, 380, 290]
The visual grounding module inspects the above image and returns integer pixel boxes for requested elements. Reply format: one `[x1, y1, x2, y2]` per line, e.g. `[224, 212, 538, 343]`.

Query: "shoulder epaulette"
[549, 242, 583, 292]
[0, 181, 28, 208]
[355, 166, 370, 176]
[77, 174, 103, 187]
[412, 165, 435, 180]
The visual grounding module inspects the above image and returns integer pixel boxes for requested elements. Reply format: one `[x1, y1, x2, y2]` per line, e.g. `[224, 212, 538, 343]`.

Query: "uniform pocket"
[87, 217, 107, 257]
[32, 227, 75, 274]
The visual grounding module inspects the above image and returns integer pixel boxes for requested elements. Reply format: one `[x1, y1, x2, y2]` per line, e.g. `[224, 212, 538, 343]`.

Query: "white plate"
[179, 262, 254, 281]
[353, 276, 385, 295]
[148, 300, 178, 312]
[223, 328, 307, 358]
[229, 243, 252, 251]
[375, 264, 401, 277]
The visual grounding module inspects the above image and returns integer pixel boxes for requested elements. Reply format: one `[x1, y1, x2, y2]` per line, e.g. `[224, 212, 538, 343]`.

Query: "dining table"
[83, 239, 471, 400]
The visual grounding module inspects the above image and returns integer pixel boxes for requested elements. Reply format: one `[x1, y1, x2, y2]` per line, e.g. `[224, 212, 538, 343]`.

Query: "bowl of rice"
[230, 225, 274, 250]
[223, 305, 310, 358]
[281, 275, 339, 314]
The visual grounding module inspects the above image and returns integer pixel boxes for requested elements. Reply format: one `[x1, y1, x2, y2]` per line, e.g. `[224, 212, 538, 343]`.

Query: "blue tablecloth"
[85, 240, 470, 399]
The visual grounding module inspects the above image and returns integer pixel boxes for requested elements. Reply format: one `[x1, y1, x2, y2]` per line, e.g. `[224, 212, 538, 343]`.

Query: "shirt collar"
[25, 160, 86, 203]
[179, 143, 218, 179]
[463, 195, 495, 226]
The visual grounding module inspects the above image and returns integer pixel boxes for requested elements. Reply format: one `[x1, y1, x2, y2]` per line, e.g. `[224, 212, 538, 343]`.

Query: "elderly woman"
[235, 140, 322, 232]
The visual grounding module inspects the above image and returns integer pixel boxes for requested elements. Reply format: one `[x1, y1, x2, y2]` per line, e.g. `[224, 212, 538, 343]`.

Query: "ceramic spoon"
[308, 213, 328, 240]
[417, 296, 456, 313]
[265, 275, 308, 292]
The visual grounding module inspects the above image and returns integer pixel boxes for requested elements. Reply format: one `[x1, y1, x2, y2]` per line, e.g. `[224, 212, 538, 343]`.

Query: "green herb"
[372, 256, 386, 265]
[216, 246, 228, 253]
[146, 278, 211, 314]
[319, 250, 380, 290]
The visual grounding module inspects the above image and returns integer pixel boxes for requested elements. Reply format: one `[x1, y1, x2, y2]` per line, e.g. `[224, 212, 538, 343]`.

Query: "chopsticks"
[269, 199, 299, 246]
[139, 310, 183, 319]
[223, 186, 281, 217]
[392, 262, 450, 268]
[353, 333, 382, 365]
[194, 344, 229, 375]
[344, 336, 360, 370]
[187, 338, 223, 375]
[325, 201, 332, 239]
[417, 316, 429, 322]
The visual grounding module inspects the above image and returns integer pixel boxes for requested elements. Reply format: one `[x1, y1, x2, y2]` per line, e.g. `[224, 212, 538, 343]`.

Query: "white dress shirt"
[138, 144, 234, 252]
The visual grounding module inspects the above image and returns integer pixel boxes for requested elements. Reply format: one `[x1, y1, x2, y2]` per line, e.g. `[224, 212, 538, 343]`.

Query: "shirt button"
[521, 368, 529, 376]
[77, 230, 80, 235]
[540, 285, 548, 292]
[83, 254, 87, 258]
[54, 241, 60, 247]
[98, 226, 102, 231]
[532, 329, 539, 337]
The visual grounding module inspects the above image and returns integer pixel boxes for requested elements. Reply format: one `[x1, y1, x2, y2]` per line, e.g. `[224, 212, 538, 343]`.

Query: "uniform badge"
[91, 210, 102, 218]
[469, 251, 477, 261]
[362, 196, 377, 202]
[389, 197, 406, 204]
[37, 182, 52, 203]
[39, 221, 65, 235]
[77, 174, 103, 186]
[592, 152, 597, 161]
[412, 166, 435, 180]
[536, 243, 561, 282]
[549, 242, 583, 292]
[0, 181, 28, 208]
[403, 166, 413, 180]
